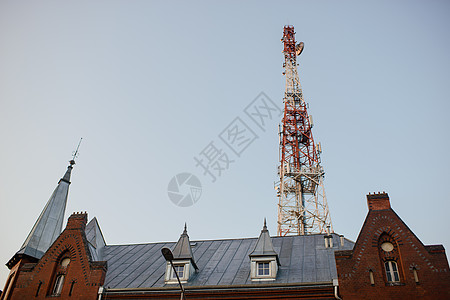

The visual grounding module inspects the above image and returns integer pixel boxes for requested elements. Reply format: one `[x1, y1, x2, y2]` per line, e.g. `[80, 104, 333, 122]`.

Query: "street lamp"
[161, 247, 186, 300]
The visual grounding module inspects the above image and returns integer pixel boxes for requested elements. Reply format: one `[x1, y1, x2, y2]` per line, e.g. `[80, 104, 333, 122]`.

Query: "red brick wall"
[3, 212, 107, 300]
[335, 193, 450, 299]
[104, 285, 337, 299]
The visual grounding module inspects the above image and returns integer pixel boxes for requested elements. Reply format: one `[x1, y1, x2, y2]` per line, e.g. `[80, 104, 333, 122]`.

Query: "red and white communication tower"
[276, 26, 332, 236]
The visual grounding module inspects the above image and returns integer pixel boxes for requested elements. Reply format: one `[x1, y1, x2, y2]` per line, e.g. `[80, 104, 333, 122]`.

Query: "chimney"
[367, 192, 391, 210]
[66, 212, 88, 230]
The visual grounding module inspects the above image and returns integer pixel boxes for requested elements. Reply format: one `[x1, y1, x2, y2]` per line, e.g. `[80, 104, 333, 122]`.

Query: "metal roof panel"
[103, 233, 354, 289]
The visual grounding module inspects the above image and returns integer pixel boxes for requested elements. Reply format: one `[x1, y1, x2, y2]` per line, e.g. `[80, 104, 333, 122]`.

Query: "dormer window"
[249, 219, 280, 281]
[163, 224, 199, 284]
[251, 257, 278, 280]
[165, 260, 194, 283]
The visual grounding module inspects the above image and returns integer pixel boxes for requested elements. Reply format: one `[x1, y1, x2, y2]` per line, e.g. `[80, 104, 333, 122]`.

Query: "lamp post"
[161, 247, 186, 300]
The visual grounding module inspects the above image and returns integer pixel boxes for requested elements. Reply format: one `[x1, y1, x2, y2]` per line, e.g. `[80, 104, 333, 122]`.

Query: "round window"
[381, 242, 394, 252]
[61, 258, 71, 267]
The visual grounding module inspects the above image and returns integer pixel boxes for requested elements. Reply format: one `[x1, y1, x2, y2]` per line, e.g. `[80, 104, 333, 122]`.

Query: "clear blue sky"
[1, 0, 449, 286]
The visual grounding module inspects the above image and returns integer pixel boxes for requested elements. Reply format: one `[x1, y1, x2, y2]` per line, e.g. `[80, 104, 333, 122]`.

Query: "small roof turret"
[249, 218, 280, 265]
[172, 223, 198, 270]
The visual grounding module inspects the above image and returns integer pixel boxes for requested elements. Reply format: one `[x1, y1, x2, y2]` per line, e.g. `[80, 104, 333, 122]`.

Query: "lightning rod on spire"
[70, 138, 83, 165]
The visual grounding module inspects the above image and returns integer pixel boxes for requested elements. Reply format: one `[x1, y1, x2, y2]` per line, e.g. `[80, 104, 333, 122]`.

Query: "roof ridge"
[103, 233, 348, 248]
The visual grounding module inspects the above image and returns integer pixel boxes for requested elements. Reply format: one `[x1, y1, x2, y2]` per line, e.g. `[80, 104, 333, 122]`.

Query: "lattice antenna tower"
[275, 26, 332, 236]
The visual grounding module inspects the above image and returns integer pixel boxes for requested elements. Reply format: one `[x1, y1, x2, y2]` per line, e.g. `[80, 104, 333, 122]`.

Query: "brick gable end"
[4, 213, 107, 300]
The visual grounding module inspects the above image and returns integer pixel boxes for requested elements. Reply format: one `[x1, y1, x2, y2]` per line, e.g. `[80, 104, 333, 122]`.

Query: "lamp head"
[161, 247, 174, 261]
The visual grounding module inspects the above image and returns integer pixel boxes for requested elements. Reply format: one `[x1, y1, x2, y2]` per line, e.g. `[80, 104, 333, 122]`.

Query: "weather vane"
[70, 138, 83, 165]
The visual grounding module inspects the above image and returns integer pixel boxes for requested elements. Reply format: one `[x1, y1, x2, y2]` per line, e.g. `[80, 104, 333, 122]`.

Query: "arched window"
[52, 275, 65, 296]
[378, 233, 403, 284]
[369, 269, 375, 285]
[384, 260, 400, 282]
[50, 253, 71, 296]
[36, 281, 43, 297]
[413, 267, 419, 283]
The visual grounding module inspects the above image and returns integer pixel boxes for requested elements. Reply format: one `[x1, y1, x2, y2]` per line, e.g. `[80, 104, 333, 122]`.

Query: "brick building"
[1, 162, 449, 299]
[335, 193, 450, 299]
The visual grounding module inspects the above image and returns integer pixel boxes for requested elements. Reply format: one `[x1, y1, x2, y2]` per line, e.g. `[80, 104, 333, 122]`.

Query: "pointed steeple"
[172, 223, 198, 270]
[250, 218, 280, 265]
[7, 161, 75, 267]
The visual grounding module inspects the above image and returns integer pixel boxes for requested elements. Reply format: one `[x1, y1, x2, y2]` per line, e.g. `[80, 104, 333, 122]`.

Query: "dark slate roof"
[15, 164, 73, 260]
[102, 233, 354, 289]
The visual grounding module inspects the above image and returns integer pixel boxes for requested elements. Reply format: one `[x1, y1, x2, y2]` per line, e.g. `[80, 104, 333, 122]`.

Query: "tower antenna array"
[276, 26, 332, 236]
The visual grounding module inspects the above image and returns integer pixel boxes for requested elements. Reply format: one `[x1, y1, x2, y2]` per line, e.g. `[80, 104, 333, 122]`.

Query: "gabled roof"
[85, 217, 106, 261]
[249, 219, 280, 265]
[172, 224, 198, 270]
[102, 233, 354, 289]
[11, 163, 73, 263]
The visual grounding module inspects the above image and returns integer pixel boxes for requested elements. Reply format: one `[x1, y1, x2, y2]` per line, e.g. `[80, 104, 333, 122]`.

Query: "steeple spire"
[21, 162, 73, 258]
[7, 161, 75, 268]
